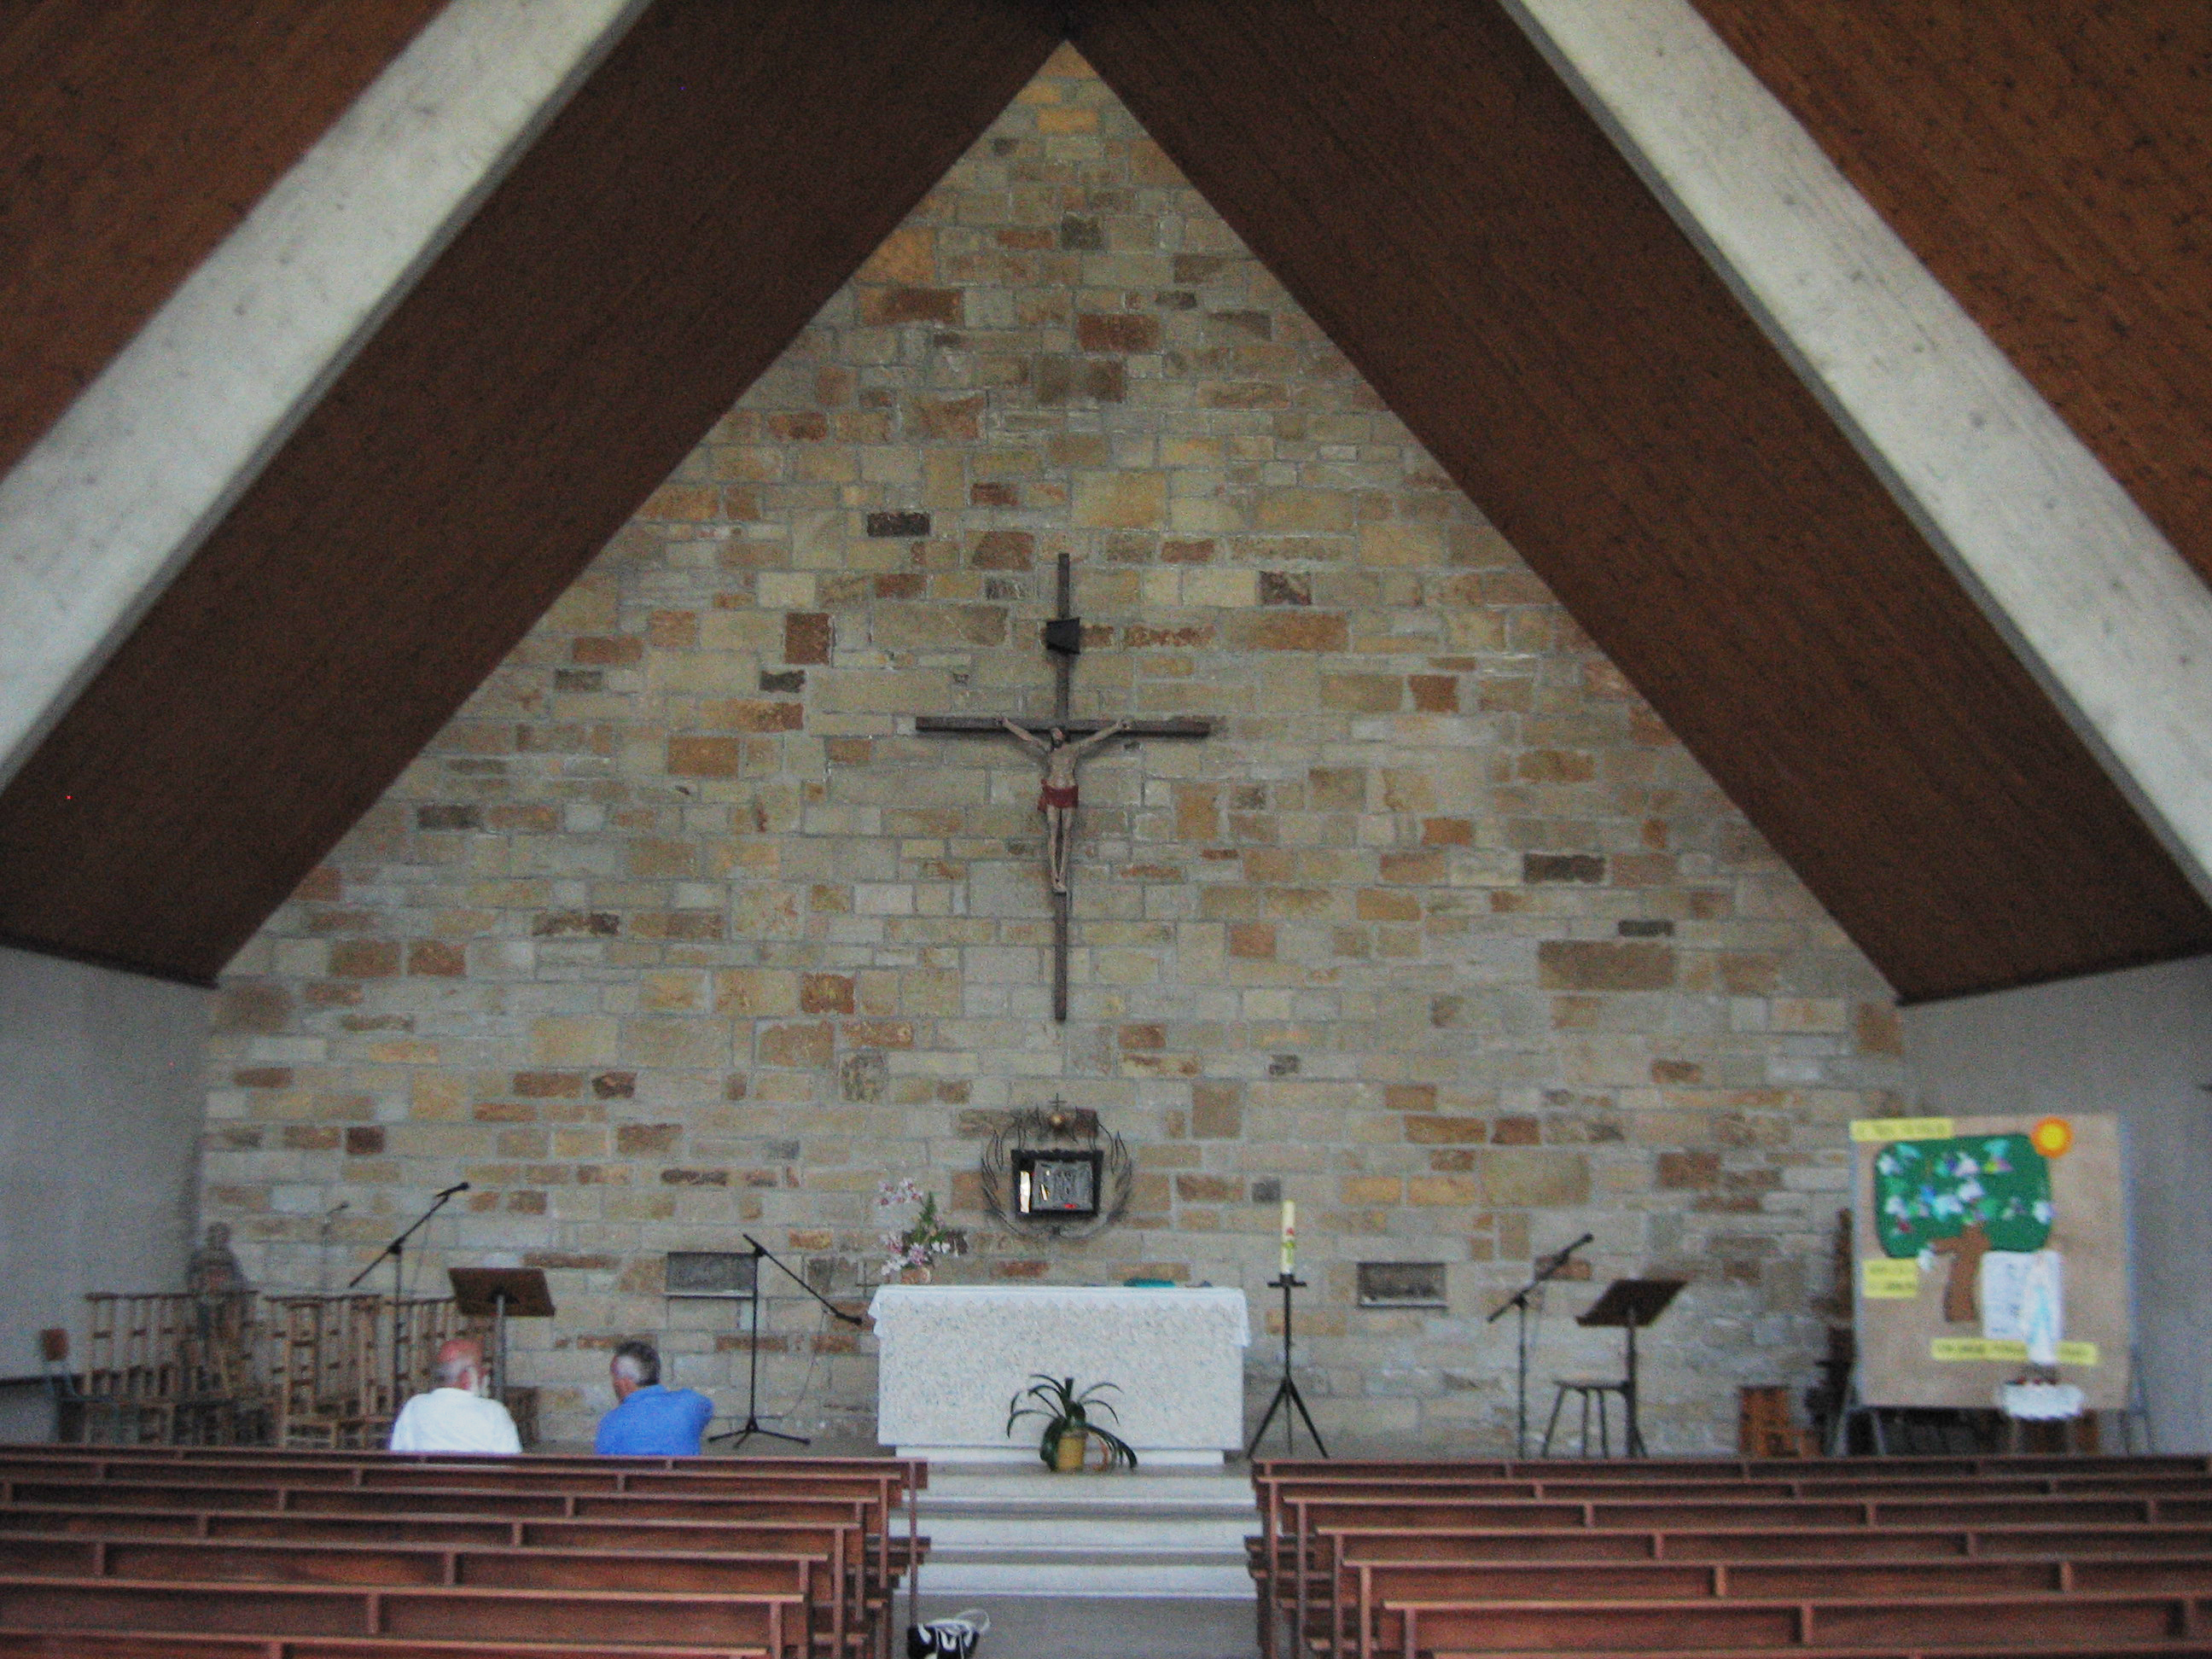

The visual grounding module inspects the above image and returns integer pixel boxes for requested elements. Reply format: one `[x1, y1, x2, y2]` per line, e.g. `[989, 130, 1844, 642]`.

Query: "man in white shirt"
[387, 1336, 521, 1454]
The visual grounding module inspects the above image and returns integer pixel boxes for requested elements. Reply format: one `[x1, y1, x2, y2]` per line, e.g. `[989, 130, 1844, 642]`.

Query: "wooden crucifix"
[916, 553, 1212, 1022]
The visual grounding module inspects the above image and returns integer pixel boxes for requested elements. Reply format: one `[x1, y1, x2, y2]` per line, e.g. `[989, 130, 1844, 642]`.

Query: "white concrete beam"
[0, 0, 647, 791]
[1506, 0, 2212, 905]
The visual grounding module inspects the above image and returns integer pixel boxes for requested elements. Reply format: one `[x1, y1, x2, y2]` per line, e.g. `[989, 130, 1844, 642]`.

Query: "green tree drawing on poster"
[1871, 1135, 2052, 1323]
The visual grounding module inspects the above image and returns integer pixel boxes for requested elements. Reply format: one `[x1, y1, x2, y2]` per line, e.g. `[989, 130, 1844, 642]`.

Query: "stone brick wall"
[199, 47, 1907, 1452]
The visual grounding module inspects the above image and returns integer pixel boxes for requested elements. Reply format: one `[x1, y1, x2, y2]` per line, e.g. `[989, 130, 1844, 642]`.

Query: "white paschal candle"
[1280, 1199, 1296, 1275]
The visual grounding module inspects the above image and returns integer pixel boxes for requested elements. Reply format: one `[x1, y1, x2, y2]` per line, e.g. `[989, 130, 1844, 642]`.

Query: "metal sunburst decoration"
[980, 1098, 1134, 1242]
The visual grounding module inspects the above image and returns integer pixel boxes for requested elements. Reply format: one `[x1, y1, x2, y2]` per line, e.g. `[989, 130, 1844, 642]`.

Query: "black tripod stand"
[708, 1234, 864, 1451]
[1246, 1274, 1327, 1458]
[1487, 1232, 1591, 1458]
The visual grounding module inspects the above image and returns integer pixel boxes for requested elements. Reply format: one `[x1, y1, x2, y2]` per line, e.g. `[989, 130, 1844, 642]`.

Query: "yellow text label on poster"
[1850, 1116, 1954, 1143]
[1931, 1337, 2100, 1366]
[1932, 1337, 2027, 1362]
[1860, 1260, 1920, 1298]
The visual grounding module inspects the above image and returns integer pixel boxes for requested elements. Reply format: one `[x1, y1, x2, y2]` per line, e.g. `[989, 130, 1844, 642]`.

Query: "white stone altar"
[867, 1284, 1252, 1466]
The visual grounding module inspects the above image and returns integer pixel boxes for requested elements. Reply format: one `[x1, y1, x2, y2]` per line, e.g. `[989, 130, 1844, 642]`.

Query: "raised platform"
[914, 1461, 1256, 1599]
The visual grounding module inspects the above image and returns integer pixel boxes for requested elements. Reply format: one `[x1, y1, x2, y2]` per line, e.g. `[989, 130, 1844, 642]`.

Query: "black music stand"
[1575, 1278, 1683, 1458]
[449, 1268, 555, 1400]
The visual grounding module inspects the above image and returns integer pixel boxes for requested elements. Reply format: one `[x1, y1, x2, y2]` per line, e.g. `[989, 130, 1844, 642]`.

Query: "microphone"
[435, 1181, 471, 1199]
[1547, 1232, 1595, 1266]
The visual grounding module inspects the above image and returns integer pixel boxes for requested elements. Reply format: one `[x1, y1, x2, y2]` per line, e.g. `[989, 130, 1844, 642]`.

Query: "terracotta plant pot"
[896, 1266, 933, 1285]
[1051, 1428, 1088, 1472]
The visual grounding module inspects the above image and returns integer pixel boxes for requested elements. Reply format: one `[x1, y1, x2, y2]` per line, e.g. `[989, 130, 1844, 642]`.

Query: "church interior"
[3, 3, 2210, 1655]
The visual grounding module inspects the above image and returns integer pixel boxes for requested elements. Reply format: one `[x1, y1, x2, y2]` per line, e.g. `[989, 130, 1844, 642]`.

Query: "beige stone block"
[755, 573, 813, 609]
[1359, 522, 1446, 567]
[1342, 1175, 1403, 1204]
[872, 603, 1005, 649]
[715, 969, 800, 1016]
[639, 972, 705, 1013]
[1092, 950, 1158, 984]
[1474, 1148, 1591, 1207]
[1256, 489, 1355, 533]
[1182, 568, 1258, 608]
[1140, 570, 1179, 608]
[533, 1018, 617, 1067]
[1541, 946, 1678, 999]
[1072, 471, 1167, 528]
[1771, 998, 1847, 1033]
[621, 1019, 727, 1069]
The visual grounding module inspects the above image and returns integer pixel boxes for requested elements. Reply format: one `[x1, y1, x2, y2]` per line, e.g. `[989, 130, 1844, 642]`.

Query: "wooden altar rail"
[1244, 1458, 2212, 1659]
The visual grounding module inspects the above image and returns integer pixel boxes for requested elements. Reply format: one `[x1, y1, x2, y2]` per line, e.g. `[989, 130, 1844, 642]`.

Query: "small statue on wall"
[998, 718, 1126, 894]
[187, 1223, 250, 1297]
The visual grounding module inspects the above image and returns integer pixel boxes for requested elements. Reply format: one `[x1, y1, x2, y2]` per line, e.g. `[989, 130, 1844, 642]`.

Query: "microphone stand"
[350, 1184, 466, 1420]
[708, 1234, 864, 1451]
[1487, 1233, 1592, 1459]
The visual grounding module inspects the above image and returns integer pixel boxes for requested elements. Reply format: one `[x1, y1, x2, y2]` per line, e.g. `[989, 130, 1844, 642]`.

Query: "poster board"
[1853, 1113, 2130, 1409]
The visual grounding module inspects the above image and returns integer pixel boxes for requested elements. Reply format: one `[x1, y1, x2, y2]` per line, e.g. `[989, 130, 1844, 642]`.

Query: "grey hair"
[611, 1338, 661, 1386]
[434, 1350, 474, 1388]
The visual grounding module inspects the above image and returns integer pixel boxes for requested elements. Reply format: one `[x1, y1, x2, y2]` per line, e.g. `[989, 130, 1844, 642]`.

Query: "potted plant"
[1005, 1373, 1138, 1472]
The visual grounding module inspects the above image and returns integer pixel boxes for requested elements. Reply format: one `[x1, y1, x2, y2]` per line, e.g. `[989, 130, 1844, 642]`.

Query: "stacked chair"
[0, 1443, 928, 1657]
[1251, 1453, 2212, 1659]
[67, 1293, 485, 1451]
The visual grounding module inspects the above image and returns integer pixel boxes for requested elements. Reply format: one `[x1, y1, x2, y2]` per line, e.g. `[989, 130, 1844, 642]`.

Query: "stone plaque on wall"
[1358, 1261, 1448, 1308]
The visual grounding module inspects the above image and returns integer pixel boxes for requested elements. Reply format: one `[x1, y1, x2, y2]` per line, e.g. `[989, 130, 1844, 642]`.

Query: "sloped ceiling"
[1, 0, 2206, 1000]
[1696, 0, 2212, 593]
[0, 0, 445, 478]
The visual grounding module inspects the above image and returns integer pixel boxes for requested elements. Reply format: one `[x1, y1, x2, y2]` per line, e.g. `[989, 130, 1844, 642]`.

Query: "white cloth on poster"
[867, 1284, 1251, 1456]
[1981, 1247, 2064, 1365]
[387, 1386, 522, 1453]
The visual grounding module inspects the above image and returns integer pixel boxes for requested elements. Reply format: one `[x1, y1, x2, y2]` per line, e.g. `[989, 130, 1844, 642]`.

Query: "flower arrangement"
[877, 1178, 963, 1280]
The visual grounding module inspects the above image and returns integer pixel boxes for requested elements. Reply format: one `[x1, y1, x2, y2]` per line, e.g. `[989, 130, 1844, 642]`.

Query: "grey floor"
[913, 1596, 1259, 1659]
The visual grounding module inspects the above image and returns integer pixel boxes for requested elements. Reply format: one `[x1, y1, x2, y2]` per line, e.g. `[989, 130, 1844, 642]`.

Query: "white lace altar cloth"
[866, 1284, 1252, 1465]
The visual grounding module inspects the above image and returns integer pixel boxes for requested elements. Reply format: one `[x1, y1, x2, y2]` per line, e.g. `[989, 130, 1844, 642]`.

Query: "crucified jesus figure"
[1000, 719, 1126, 894]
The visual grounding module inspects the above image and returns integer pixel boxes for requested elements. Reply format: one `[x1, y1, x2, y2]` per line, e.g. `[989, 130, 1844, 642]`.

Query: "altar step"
[914, 1463, 1257, 1598]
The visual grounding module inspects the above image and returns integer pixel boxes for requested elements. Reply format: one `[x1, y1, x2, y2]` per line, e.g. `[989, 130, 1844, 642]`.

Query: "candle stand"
[1246, 1274, 1328, 1459]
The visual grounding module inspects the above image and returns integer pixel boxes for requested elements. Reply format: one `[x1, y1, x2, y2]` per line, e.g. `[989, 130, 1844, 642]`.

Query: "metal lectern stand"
[1575, 1278, 1684, 1458]
[448, 1267, 555, 1403]
[1246, 1275, 1327, 1459]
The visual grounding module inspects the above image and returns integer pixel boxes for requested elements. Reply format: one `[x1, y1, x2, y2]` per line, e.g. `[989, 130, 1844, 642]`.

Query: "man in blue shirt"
[594, 1338, 715, 1455]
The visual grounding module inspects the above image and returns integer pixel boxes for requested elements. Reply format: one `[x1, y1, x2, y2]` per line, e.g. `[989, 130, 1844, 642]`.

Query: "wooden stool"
[1542, 1377, 1628, 1457]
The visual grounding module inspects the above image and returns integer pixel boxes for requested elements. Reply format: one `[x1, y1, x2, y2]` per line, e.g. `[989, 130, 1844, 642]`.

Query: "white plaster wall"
[0, 946, 211, 1392]
[1902, 954, 2212, 1452]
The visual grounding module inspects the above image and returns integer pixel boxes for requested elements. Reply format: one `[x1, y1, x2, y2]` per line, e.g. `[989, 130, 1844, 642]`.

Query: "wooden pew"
[0, 1634, 779, 1658]
[0, 1512, 883, 1655]
[1387, 1588, 2212, 1656]
[0, 1575, 811, 1653]
[0, 1452, 930, 1659]
[1275, 1494, 2212, 1656]
[1249, 1459, 2212, 1659]
[0, 1459, 924, 1627]
[1344, 1554, 2212, 1659]
[0, 1470, 912, 1617]
[0, 1501, 902, 1656]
